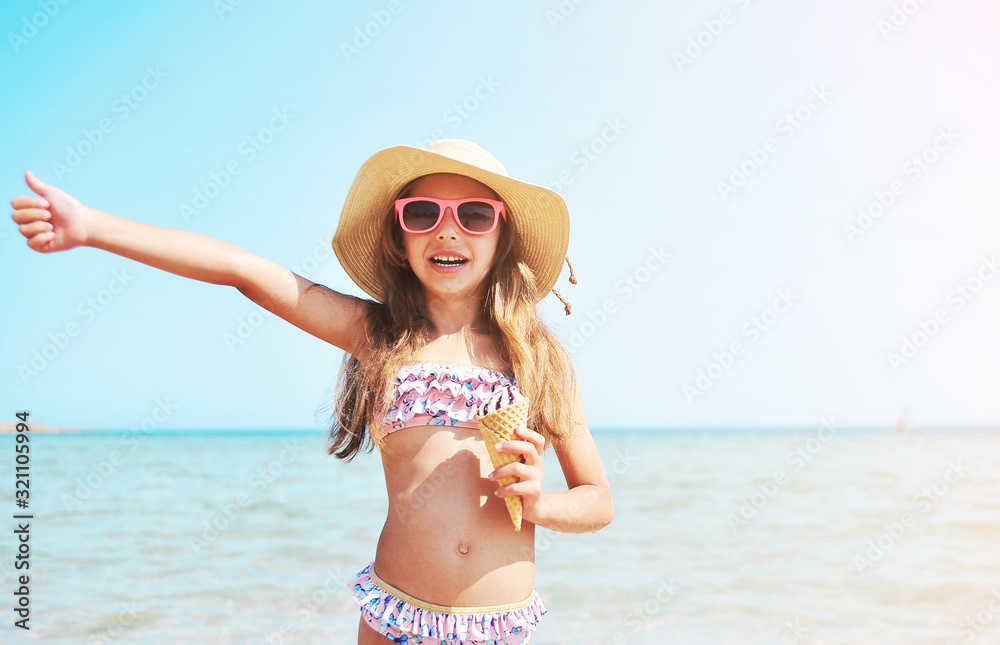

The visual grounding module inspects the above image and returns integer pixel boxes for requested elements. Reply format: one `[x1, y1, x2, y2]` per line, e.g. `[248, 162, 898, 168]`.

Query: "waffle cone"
[478, 396, 530, 532]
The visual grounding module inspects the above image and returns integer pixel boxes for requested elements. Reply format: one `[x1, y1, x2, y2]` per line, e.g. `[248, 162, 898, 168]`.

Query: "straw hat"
[330, 139, 577, 313]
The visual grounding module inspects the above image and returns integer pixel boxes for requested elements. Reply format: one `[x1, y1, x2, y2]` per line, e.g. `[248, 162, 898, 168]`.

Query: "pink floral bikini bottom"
[349, 561, 546, 644]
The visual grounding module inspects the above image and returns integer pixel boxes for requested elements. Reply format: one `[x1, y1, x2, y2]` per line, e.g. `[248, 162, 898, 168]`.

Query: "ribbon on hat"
[550, 256, 577, 316]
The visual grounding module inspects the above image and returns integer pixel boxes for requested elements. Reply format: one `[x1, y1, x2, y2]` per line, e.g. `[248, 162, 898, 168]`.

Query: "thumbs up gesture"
[10, 171, 90, 253]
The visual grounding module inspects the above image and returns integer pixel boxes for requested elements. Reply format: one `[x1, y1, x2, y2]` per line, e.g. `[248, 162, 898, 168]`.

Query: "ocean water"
[0, 428, 998, 644]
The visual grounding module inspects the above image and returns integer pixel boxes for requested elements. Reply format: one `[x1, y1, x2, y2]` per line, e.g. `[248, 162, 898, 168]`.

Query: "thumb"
[24, 170, 52, 197]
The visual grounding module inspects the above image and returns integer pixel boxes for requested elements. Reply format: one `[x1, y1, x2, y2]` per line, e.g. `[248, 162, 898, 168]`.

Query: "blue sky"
[2, 1, 999, 431]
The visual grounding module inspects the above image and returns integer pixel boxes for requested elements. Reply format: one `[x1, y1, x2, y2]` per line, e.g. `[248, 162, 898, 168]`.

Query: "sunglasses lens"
[400, 201, 441, 231]
[457, 201, 497, 232]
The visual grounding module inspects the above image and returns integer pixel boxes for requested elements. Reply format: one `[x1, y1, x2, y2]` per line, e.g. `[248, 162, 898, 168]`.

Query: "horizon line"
[2, 424, 998, 435]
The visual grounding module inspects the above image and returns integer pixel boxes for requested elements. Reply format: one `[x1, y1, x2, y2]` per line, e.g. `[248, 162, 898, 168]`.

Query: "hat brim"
[331, 144, 570, 303]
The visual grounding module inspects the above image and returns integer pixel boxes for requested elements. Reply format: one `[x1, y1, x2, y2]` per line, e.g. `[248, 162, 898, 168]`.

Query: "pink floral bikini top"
[380, 362, 520, 436]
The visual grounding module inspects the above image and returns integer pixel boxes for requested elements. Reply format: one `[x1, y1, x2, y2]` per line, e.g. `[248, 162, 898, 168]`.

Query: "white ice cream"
[477, 385, 525, 418]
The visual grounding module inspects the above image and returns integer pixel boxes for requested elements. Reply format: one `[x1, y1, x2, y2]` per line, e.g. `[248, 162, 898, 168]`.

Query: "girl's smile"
[427, 248, 470, 273]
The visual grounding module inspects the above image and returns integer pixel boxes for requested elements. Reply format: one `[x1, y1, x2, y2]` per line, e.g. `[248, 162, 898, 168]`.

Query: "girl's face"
[399, 173, 503, 304]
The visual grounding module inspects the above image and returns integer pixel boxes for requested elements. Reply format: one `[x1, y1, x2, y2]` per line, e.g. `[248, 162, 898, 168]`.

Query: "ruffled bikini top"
[380, 362, 520, 436]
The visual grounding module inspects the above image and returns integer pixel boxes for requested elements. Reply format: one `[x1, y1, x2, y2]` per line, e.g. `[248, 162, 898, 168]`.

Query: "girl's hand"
[489, 426, 546, 526]
[10, 171, 90, 253]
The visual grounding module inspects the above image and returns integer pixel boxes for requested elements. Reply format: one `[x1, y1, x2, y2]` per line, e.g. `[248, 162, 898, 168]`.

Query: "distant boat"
[895, 407, 909, 433]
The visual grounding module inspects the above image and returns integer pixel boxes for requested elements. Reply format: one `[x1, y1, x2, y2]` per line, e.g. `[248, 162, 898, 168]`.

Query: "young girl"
[10, 139, 614, 644]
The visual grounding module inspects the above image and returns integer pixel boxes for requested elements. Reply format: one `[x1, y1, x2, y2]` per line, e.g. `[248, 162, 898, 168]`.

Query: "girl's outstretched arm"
[10, 171, 370, 355]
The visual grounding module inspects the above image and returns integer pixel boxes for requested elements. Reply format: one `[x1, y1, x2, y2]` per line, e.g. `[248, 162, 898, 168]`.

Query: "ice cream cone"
[478, 396, 530, 532]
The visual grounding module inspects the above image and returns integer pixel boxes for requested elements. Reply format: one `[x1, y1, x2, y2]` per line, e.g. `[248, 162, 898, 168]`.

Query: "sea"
[0, 427, 997, 645]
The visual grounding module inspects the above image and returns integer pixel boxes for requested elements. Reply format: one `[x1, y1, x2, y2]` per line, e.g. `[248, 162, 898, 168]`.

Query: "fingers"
[11, 200, 55, 249]
[517, 426, 546, 448]
[18, 219, 53, 235]
[11, 207, 51, 224]
[495, 476, 542, 500]
[496, 439, 534, 459]
[495, 427, 545, 464]
[490, 460, 531, 483]
[10, 195, 49, 210]
[26, 231, 55, 252]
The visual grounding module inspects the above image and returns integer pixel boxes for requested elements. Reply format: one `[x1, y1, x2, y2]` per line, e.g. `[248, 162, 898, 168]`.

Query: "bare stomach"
[372, 424, 536, 607]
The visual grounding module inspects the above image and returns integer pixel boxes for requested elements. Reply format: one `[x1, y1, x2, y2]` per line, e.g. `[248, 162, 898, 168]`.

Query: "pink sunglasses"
[394, 197, 507, 235]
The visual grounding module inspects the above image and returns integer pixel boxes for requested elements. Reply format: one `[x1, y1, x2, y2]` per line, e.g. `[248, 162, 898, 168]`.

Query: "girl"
[10, 139, 614, 644]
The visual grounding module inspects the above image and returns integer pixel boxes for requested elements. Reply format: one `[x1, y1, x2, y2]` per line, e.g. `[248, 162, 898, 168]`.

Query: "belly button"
[457, 542, 470, 556]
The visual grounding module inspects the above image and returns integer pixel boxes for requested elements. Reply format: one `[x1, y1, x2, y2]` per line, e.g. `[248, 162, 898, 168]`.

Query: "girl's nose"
[435, 208, 461, 238]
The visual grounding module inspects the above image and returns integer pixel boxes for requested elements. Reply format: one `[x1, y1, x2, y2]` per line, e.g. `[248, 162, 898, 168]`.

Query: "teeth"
[432, 255, 466, 262]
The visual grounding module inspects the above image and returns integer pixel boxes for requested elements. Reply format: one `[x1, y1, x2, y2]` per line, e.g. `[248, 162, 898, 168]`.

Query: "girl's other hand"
[10, 171, 90, 253]
[490, 426, 546, 526]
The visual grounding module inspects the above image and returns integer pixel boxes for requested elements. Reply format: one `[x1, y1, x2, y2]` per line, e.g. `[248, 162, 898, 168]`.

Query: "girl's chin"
[417, 274, 487, 299]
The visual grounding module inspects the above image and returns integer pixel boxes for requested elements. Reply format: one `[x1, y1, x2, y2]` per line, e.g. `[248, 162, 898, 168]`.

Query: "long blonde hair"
[324, 185, 577, 461]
